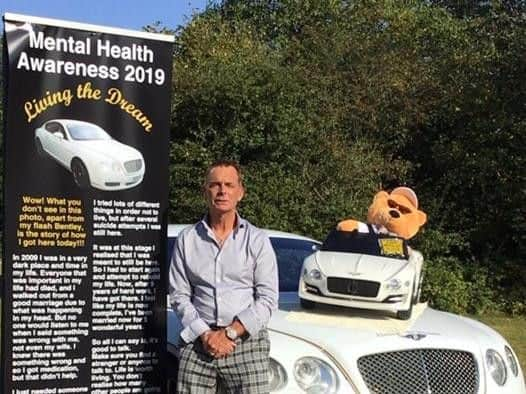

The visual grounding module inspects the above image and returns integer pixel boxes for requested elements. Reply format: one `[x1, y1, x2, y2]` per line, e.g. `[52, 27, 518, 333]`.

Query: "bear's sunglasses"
[387, 199, 412, 214]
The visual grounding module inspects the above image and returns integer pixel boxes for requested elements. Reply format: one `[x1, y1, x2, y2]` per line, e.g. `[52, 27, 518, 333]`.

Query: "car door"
[42, 121, 69, 166]
[53, 123, 77, 168]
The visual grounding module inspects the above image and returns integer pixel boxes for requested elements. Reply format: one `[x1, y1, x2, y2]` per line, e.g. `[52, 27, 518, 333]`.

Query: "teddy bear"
[337, 186, 427, 240]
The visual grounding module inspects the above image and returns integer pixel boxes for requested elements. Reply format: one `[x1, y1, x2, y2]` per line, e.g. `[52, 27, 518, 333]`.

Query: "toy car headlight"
[304, 268, 322, 281]
[293, 357, 339, 393]
[268, 358, 287, 391]
[386, 278, 402, 290]
[504, 346, 519, 377]
[486, 349, 507, 386]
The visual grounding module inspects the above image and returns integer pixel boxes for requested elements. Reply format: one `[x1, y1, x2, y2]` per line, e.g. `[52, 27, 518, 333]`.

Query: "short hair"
[204, 159, 243, 186]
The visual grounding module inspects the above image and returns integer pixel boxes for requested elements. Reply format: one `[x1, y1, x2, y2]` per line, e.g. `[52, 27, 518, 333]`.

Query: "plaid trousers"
[176, 329, 270, 394]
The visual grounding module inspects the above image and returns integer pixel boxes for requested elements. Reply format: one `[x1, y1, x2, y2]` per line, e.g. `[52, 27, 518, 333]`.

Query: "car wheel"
[300, 298, 316, 309]
[71, 159, 91, 190]
[35, 138, 45, 157]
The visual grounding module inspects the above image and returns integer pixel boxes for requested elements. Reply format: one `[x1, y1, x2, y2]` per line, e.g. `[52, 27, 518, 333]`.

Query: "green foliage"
[414, 5, 526, 261]
[418, 229, 497, 315]
[490, 259, 526, 315]
[464, 263, 497, 314]
[422, 257, 471, 314]
[422, 257, 497, 315]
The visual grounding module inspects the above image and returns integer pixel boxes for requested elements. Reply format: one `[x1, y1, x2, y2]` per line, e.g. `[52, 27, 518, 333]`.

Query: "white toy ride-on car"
[299, 229, 424, 320]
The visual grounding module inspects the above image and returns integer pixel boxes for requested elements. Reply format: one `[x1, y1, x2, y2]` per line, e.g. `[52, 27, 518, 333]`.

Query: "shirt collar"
[200, 212, 245, 238]
[234, 212, 246, 233]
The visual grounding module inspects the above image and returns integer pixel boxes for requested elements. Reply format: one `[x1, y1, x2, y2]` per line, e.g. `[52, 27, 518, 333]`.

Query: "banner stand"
[2, 13, 174, 394]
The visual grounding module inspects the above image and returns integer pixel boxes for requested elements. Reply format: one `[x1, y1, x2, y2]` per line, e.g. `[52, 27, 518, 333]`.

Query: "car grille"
[358, 349, 479, 394]
[327, 277, 380, 297]
[124, 159, 142, 173]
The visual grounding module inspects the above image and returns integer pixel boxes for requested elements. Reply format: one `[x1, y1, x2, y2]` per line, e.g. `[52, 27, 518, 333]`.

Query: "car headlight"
[386, 278, 402, 290]
[293, 357, 339, 393]
[486, 349, 507, 386]
[100, 160, 123, 173]
[268, 358, 287, 391]
[304, 269, 322, 281]
[504, 346, 519, 377]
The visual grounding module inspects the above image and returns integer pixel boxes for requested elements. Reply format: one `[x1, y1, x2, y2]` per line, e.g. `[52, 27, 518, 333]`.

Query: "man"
[169, 160, 278, 393]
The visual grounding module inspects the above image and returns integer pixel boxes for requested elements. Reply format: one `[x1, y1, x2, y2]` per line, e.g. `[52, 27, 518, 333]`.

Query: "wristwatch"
[225, 326, 238, 340]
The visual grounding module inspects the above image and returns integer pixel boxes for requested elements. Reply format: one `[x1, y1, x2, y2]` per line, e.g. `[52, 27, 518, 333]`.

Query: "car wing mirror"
[53, 132, 64, 139]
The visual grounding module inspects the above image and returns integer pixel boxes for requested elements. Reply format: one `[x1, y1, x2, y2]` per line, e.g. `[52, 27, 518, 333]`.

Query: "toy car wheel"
[35, 138, 45, 157]
[300, 298, 316, 309]
[71, 159, 91, 190]
[398, 282, 415, 320]
[397, 302, 413, 320]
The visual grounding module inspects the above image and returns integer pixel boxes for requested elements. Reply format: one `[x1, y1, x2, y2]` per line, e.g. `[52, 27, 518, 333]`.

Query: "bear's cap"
[391, 187, 419, 209]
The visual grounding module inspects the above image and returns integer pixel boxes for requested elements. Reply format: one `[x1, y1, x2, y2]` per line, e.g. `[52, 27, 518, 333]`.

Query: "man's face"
[204, 165, 244, 215]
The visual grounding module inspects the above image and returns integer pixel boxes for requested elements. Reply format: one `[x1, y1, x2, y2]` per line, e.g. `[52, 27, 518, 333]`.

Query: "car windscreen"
[321, 229, 408, 259]
[270, 237, 319, 292]
[67, 123, 112, 141]
[166, 236, 319, 292]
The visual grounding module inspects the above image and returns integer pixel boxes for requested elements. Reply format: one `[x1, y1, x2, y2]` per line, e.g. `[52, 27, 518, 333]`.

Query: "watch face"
[226, 327, 237, 340]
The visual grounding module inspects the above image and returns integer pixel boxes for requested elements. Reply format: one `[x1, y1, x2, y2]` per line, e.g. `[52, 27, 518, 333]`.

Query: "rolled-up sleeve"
[237, 232, 278, 336]
[168, 235, 210, 343]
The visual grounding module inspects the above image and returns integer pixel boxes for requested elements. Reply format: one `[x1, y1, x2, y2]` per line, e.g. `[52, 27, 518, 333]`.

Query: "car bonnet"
[267, 302, 502, 373]
[313, 250, 409, 281]
[74, 139, 142, 161]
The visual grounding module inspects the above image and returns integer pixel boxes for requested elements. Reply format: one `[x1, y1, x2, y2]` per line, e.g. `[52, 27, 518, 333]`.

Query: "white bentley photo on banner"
[35, 119, 145, 191]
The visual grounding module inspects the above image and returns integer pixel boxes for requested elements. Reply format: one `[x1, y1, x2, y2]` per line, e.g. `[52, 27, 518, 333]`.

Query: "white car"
[299, 229, 423, 320]
[35, 119, 145, 191]
[167, 225, 525, 393]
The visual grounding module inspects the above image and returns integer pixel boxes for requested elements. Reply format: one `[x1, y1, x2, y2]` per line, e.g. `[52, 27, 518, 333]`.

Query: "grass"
[475, 313, 526, 375]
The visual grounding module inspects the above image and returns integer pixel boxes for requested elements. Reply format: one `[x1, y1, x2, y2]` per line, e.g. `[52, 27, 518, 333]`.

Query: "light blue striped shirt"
[169, 215, 278, 343]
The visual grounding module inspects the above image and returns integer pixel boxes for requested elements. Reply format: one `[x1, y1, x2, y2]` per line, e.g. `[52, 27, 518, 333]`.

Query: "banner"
[2, 13, 173, 394]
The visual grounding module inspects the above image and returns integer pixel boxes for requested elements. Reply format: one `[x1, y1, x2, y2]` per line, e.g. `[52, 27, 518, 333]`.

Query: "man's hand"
[200, 330, 236, 358]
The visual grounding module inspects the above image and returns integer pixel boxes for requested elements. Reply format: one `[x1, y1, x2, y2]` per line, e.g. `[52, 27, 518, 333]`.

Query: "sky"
[1, 0, 209, 32]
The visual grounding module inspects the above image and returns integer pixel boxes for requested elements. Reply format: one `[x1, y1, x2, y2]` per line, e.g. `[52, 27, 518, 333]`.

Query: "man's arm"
[236, 231, 278, 337]
[168, 234, 210, 343]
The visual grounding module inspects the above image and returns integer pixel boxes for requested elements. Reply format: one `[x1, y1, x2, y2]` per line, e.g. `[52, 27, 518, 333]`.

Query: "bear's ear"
[337, 220, 359, 232]
[373, 191, 389, 202]
[367, 191, 389, 224]
[417, 210, 427, 226]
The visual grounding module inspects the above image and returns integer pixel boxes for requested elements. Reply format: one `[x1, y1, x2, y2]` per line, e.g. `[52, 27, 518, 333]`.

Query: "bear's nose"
[389, 210, 400, 218]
